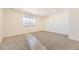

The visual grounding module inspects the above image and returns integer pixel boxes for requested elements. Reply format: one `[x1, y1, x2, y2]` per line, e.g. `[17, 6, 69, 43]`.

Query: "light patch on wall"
[22, 16, 36, 27]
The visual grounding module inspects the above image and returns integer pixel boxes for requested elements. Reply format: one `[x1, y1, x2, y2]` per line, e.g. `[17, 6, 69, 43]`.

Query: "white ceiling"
[14, 8, 68, 16]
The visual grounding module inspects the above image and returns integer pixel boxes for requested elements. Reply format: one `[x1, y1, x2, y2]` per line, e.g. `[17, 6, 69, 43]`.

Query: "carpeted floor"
[0, 35, 30, 50]
[0, 31, 79, 50]
[33, 31, 79, 50]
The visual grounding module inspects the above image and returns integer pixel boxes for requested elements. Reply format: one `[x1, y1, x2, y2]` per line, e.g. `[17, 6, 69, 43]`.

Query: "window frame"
[22, 16, 36, 27]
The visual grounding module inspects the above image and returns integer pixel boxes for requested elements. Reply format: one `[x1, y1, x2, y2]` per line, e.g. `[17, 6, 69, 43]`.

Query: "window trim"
[22, 16, 36, 27]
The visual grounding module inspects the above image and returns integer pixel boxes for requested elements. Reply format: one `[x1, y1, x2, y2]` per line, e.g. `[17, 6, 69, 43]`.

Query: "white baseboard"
[44, 30, 68, 36]
[3, 31, 43, 38]
[69, 36, 79, 41]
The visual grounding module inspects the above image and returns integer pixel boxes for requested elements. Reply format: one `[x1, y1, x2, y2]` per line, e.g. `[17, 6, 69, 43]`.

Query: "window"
[22, 16, 36, 26]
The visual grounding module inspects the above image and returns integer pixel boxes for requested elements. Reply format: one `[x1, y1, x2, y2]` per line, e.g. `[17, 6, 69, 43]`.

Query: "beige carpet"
[33, 31, 79, 50]
[26, 34, 47, 50]
[0, 31, 79, 50]
[0, 35, 30, 50]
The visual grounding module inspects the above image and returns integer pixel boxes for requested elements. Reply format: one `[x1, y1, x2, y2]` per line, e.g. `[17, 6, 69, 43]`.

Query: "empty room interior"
[0, 8, 79, 50]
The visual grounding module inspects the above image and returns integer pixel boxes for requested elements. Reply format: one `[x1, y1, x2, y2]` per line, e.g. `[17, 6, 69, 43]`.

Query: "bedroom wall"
[3, 9, 43, 37]
[0, 9, 3, 42]
[43, 12, 69, 35]
[69, 8, 79, 41]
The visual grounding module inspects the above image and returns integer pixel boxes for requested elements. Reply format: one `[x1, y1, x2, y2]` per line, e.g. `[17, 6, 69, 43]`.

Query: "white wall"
[43, 12, 69, 35]
[0, 9, 3, 42]
[2, 8, 79, 41]
[3, 9, 43, 37]
[69, 9, 79, 41]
